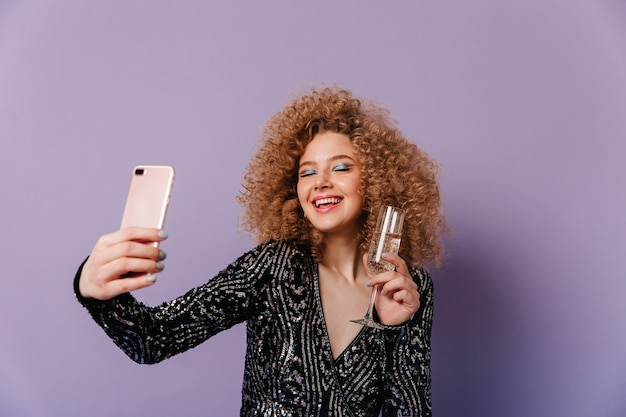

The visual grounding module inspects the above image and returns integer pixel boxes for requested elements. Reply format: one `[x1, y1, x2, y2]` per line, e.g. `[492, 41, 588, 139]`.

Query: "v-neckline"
[312, 263, 369, 363]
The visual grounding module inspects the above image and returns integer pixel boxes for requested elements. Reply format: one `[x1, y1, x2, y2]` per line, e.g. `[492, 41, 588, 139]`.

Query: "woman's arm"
[381, 268, 434, 417]
[74, 240, 280, 364]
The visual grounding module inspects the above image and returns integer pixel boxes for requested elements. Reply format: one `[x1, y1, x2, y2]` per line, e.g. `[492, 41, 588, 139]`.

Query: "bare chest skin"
[317, 264, 372, 360]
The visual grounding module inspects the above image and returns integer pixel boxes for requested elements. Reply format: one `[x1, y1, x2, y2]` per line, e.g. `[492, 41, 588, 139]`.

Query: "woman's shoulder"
[245, 239, 313, 265]
[242, 240, 315, 289]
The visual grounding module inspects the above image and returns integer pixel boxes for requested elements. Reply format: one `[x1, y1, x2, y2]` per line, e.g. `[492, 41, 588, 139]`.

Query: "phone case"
[120, 165, 175, 231]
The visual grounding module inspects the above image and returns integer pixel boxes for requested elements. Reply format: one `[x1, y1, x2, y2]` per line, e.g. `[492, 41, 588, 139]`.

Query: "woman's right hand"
[78, 227, 169, 300]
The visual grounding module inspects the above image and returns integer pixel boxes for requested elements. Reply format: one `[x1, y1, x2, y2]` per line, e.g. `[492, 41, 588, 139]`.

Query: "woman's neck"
[319, 235, 365, 283]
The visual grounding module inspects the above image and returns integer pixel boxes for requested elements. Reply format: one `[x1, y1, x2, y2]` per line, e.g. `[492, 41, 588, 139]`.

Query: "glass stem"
[364, 285, 378, 320]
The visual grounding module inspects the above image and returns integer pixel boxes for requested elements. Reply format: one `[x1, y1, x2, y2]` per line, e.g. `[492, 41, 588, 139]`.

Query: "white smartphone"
[120, 165, 175, 241]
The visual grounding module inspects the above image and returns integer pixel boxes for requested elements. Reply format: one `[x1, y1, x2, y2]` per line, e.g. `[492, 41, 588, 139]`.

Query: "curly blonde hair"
[238, 86, 445, 267]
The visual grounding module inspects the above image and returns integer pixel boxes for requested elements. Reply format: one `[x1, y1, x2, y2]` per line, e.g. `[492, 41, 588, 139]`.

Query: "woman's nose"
[315, 172, 331, 189]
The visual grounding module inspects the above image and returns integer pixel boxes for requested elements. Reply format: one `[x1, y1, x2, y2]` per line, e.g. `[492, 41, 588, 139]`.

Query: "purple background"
[1, 1, 625, 416]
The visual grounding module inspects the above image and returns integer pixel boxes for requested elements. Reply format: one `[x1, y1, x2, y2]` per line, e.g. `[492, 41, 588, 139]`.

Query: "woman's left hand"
[362, 253, 421, 326]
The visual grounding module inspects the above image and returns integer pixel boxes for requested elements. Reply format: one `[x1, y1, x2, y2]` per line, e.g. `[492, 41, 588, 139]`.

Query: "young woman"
[74, 86, 445, 417]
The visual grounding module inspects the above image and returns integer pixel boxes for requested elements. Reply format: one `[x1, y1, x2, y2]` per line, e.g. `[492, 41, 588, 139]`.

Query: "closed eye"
[299, 168, 317, 178]
[332, 163, 351, 172]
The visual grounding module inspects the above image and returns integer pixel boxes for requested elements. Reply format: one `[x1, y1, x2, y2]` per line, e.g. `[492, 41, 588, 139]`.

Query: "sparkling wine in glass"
[351, 205, 405, 329]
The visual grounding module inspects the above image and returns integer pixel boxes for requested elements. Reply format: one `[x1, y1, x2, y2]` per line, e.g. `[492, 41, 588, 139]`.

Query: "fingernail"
[147, 274, 157, 283]
[366, 280, 372, 287]
[158, 230, 168, 239]
[381, 290, 385, 296]
[156, 262, 165, 271]
[159, 250, 167, 260]
[382, 252, 389, 258]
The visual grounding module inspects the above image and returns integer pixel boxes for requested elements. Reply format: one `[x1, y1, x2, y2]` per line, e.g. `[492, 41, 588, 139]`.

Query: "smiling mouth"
[314, 197, 342, 208]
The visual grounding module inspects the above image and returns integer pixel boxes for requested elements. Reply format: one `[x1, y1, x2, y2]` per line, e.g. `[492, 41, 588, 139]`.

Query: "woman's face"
[297, 131, 363, 238]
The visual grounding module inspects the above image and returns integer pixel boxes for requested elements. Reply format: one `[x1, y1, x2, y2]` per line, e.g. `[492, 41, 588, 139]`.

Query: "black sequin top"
[74, 240, 433, 417]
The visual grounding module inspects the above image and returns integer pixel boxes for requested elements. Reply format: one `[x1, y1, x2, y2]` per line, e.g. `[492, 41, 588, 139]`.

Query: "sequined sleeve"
[381, 268, 434, 417]
[74, 240, 282, 364]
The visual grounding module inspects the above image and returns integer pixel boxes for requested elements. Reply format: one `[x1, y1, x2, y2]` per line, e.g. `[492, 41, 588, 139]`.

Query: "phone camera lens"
[135, 169, 145, 175]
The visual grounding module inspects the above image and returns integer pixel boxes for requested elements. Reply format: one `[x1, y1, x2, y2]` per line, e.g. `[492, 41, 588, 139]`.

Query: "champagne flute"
[351, 205, 405, 329]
